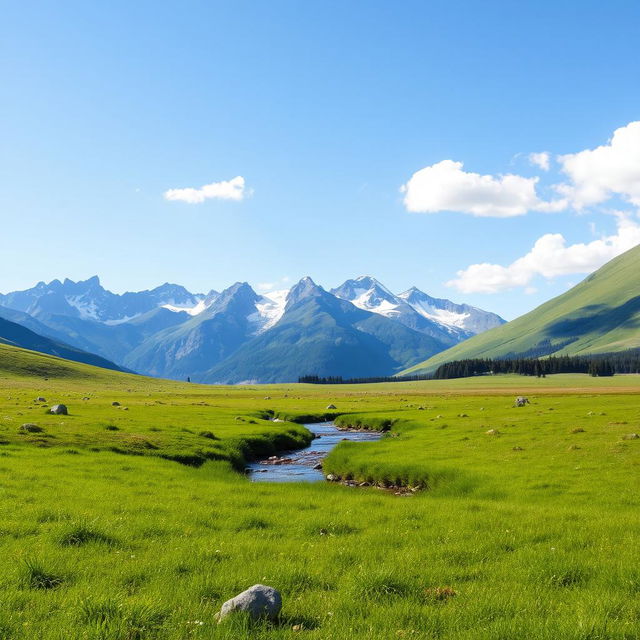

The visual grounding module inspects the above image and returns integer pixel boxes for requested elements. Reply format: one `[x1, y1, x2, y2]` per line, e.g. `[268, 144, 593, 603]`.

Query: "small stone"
[622, 433, 640, 440]
[485, 429, 499, 435]
[112, 401, 120, 406]
[215, 584, 281, 623]
[313, 463, 322, 470]
[49, 404, 68, 415]
[326, 404, 337, 410]
[326, 474, 337, 481]
[36, 397, 46, 403]
[20, 423, 43, 433]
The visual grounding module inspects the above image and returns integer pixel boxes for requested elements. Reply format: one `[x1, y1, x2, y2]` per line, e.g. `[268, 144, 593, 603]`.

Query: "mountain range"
[403, 243, 640, 376]
[0, 275, 504, 382]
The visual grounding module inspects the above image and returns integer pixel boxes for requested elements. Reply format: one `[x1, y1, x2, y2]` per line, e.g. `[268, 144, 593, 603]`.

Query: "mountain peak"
[331, 276, 397, 308]
[215, 282, 257, 304]
[285, 276, 324, 308]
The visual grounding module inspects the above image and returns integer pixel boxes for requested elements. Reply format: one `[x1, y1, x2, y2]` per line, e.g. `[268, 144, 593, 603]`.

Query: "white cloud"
[400, 159, 564, 217]
[164, 176, 248, 204]
[447, 214, 640, 293]
[556, 121, 640, 209]
[255, 277, 290, 293]
[529, 152, 550, 171]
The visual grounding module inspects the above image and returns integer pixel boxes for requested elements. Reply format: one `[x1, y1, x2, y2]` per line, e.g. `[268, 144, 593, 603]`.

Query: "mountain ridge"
[0, 275, 504, 382]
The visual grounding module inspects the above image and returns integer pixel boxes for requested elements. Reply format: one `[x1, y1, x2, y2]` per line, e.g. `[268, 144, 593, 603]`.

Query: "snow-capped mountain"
[398, 286, 505, 335]
[331, 276, 403, 318]
[0, 276, 209, 324]
[0, 275, 504, 382]
[331, 276, 504, 344]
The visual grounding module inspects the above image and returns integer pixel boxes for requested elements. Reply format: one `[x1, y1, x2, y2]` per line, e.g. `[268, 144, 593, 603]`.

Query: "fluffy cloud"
[556, 121, 640, 209]
[401, 160, 563, 217]
[164, 176, 247, 204]
[529, 151, 550, 171]
[447, 214, 640, 294]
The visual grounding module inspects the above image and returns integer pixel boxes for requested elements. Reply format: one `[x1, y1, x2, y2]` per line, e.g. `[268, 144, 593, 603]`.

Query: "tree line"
[299, 348, 640, 384]
[298, 374, 431, 385]
[433, 349, 640, 378]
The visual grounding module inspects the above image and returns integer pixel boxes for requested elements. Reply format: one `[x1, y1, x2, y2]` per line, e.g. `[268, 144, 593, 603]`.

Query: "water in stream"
[247, 421, 382, 482]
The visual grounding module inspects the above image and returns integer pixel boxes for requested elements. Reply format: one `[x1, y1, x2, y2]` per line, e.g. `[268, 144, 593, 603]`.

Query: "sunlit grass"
[1, 344, 640, 637]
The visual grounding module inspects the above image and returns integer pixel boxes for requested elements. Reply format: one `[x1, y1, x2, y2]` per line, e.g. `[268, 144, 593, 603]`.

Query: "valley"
[1, 343, 640, 638]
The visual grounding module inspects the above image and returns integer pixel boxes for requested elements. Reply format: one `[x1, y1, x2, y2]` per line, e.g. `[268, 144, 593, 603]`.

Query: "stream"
[247, 421, 382, 482]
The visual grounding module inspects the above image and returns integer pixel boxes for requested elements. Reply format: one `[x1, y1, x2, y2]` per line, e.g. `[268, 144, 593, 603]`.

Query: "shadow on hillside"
[543, 296, 640, 340]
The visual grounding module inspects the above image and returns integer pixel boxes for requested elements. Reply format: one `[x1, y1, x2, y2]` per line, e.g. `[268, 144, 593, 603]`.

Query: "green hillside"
[403, 243, 640, 375]
[0, 316, 126, 373]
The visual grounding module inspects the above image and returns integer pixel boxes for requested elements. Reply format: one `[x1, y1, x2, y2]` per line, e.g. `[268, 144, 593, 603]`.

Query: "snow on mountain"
[398, 287, 505, 334]
[161, 289, 220, 317]
[398, 293, 470, 329]
[332, 277, 505, 338]
[252, 289, 289, 333]
[331, 276, 402, 318]
[65, 295, 101, 321]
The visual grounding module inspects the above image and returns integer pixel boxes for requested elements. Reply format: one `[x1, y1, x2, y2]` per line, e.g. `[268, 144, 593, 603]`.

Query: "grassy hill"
[0, 316, 126, 373]
[403, 243, 640, 376]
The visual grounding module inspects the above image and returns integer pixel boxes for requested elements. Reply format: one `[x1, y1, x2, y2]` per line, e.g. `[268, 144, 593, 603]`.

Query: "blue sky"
[2, 0, 640, 319]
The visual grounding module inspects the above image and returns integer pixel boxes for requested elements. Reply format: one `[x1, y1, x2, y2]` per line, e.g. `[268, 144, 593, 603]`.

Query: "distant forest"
[299, 349, 640, 384]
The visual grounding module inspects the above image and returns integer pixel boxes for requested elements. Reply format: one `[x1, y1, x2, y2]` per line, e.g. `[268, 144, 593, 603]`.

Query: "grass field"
[2, 343, 640, 639]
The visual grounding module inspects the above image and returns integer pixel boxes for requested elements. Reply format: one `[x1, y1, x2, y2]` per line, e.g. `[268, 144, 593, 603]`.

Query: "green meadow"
[2, 343, 640, 639]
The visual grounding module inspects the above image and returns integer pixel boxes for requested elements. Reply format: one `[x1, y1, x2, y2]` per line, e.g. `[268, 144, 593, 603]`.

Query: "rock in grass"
[112, 401, 120, 406]
[215, 584, 282, 623]
[485, 428, 500, 435]
[623, 433, 640, 440]
[49, 404, 68, 415]
[326, 404, 337, 410]
[36, 397, 46, 403]
[515, 396, 530, 407]
[20, 423, 43, 433]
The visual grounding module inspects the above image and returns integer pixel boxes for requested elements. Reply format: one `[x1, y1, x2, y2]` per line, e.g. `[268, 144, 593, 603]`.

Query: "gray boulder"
[215, 584, 281, 623]
[326, 404, 337, 410]
[515, 396, 530, 407]
[49, 404, 68, 415]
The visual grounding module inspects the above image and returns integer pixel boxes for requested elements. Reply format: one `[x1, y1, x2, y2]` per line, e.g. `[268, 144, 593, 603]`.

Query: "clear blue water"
[247, 421, 382, 482]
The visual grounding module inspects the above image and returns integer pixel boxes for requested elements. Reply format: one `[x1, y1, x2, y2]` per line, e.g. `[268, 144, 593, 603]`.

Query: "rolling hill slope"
[403, 243, 640, 375]
[0, 317, 127, 373]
